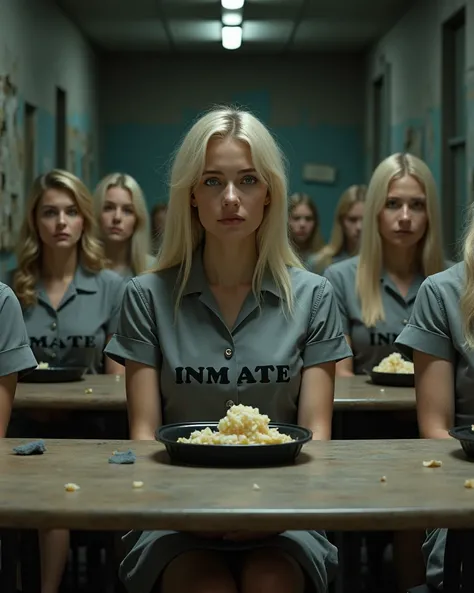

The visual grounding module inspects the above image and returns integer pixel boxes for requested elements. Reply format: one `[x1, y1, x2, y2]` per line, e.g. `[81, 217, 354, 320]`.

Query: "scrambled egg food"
[177, 404, 294, 445]
[36, 362, 50, 369]
[373, 352, 414, 374]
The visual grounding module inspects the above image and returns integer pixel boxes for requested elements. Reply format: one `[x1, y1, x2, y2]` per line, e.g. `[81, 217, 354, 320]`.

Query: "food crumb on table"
[252, 483, 260, 490]
[64, 483, 80, 492]
[465, 479, 474, 489]
[84, 388, 93, 394]
[380, 476, 387, 482]
[423, 460, 442, 468]
[133, 481, 144, 488]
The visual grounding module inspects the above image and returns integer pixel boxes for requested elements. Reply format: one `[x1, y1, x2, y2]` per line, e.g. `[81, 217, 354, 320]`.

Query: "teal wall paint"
[103, 97, 365, 242]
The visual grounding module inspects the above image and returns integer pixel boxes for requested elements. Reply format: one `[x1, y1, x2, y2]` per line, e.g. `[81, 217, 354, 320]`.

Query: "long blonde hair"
[461, 203, 474, 347]
[356, 153, 445, 327]
[154, 105, 302, 312]
[94, 173, 151, 275]
[314, 184, 366, 272]
[288, 193, 325, 253]
[14, 169, 105, 307]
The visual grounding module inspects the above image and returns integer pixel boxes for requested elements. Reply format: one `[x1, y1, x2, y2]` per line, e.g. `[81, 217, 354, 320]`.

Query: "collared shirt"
[324, 256, 425, 374]
[0, 283, 37, 377]
[396, 262, 474, 426]
[105, 249, 352, 425]
[18, 266, 125, 373]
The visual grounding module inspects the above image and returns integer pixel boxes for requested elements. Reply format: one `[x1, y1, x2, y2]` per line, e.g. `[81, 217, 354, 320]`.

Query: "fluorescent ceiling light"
[221, 0, 244, 10]
[222, 25, 242, 50]
[222, 10, 243, 26]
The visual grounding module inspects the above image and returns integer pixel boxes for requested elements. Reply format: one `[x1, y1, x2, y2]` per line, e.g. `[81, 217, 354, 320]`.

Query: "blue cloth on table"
[13, 440, 46, 455]
[109, 449, 136, 464]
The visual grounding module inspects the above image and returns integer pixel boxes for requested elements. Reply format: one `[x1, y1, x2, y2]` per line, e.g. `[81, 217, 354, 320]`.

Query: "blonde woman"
[324, 153, 446, 378]
[310, 185, 366, 274]
[95, 173, 155, 279]
[10, 169, 125, 593]
[288, 193, 324, 269]
[105, 106, 351, 593]
[324, 153, 447, 593]
[395, 204, 474, 590]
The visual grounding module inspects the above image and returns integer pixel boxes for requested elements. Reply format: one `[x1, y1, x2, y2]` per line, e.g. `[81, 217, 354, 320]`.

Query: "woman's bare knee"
[241, 548, 305, 593]
[161, 551, 237, 593]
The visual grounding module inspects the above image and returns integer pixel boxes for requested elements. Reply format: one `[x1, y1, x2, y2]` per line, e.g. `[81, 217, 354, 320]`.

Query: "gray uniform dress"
[19, 265, 124, 374]
[324, 256, 425, 375]
[104, 249, 352, 593]
[6, 266, 125, 439]
[308, 251, 350, 276]
[395, 261, 469, 591]
[0, 282, 37, 377]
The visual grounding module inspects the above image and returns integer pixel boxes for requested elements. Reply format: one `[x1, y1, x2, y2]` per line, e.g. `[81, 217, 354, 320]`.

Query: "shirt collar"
[182, 246, 282, 299]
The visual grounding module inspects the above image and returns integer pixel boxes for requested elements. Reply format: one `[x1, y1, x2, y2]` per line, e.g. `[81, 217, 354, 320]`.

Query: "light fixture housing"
[222, 25, 243, 50]
[221, 0, 244, 10]
[222, 10, 243, 27]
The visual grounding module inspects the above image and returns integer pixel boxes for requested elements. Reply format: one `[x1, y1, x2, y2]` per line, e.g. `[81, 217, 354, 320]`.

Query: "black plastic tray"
[370, 371, 414, 388]
[449, 425, 474, 459]
[156, 422, 312, 467]
[19, 367, 87, 383]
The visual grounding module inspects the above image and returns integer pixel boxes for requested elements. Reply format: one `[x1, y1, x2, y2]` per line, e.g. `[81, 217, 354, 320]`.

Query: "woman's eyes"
[385, 199, 425, 210]
[43, 208, 78, 216]
[203, 175, 258, 187]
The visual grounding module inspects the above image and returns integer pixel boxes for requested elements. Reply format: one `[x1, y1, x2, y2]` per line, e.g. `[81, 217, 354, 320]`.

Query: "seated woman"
[0, 283, 37, 436]
[9, 169, 125, 593]
[310, 184, 366, 274]
[323, 153, 447, 593]
[395, 204, 474, 591]
[94, 172, 155, 280]
[105, 106, 352, 593]
[324, 153, 446, 378]
[288, 193, 324, 270]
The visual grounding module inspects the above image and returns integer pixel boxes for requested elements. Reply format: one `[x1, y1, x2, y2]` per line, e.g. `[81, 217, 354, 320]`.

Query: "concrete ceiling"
[54, 0, 416, 53]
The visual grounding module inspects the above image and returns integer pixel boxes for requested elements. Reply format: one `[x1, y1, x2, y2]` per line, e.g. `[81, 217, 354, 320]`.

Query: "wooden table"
[0, 438, 472, 532]
[13, 375, 416, 412]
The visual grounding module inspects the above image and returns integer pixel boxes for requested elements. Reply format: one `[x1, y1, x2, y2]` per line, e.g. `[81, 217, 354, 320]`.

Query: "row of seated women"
[0, 104, 468, 593]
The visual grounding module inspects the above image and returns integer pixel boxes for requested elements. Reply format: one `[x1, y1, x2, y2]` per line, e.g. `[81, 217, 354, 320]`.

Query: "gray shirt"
[0, 283, 37, 377]
[395, 262, 473, 426]
[105, 250, 352, 425]
[17, 266, 124, 373]
[308, 250, 350, 275]
[324, 256, 425, 374]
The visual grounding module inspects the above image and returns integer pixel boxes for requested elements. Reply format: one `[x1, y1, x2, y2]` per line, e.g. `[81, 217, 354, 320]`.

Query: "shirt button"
[224, 348, 233, 360]
[225, 399, 235, 408]
[51, 322, 57, 330]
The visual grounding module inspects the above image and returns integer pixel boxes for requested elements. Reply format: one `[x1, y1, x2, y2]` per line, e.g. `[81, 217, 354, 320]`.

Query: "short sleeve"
[105, 273, 128, 335]
[323, 266, 350, 334]
[395, 277, 454, 362]
[0, 285, 37, 377]
[303, 278, 353, 367]
[104, 279, 162, 368]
